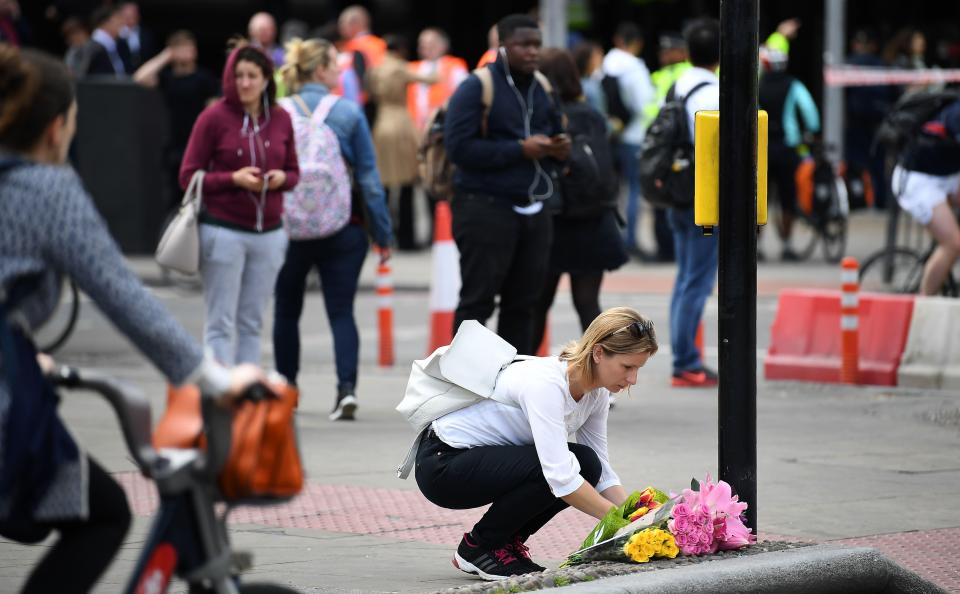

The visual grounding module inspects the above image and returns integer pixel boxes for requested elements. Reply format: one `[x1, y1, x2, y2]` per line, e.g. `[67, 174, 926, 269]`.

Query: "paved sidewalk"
[3, 210, 958, 592]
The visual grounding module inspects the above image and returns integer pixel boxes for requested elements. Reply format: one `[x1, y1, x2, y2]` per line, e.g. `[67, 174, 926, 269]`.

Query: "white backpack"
[278, 94, 352, 240]
[395, 321, 529, 479]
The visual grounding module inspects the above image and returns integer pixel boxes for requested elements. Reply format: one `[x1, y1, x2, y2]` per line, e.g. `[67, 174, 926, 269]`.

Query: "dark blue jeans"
[668, 207, 718, 373]
[617, 142, 642, 251]
[273, 224, 368, 389]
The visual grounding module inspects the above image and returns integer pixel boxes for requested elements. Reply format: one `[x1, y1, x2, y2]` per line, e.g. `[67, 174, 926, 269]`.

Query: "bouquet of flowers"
[562, 475, 755, 567]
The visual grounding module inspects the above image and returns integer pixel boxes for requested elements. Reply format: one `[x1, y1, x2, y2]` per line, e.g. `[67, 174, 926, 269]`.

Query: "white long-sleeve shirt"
[601, 47, 656, 145]
[432, 356, 621, 497]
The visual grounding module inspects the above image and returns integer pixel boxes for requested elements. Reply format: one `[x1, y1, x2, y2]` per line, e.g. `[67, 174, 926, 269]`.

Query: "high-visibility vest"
[344, 33, 387, 69]
[476, 48, 497, 69]
[407, 55, 469, 131]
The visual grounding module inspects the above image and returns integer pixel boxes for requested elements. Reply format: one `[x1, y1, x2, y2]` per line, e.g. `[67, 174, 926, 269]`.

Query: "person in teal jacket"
[758, 45, 820, 260]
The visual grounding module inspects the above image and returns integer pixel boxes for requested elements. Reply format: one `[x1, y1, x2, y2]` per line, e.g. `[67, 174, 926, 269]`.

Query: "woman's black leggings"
[415, 429, 602, 550]
[533, 270, 604, 349]
[22, 457, 131, 594]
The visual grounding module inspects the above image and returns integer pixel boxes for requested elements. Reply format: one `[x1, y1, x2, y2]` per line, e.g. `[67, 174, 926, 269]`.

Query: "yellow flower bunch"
[623, 528, 680, 563]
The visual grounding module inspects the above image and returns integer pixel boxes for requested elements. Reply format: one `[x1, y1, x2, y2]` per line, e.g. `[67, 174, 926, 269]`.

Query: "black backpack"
[873, 89, 960, 157]
[559, 102, 618, 218]
[638, 81, 713, 209]
[601, 74, 633, 131]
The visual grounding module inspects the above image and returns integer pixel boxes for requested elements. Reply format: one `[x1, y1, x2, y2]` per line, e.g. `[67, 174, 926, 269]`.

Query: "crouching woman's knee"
[569, 443, 602, 487]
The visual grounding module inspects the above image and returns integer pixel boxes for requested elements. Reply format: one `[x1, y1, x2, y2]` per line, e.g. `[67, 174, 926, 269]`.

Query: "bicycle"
[33, 277, 80, 354]
[50, 366, 300, 594]
[859, 241, 959, 296]
[775, 140, 849, 263]
[859, 154, 960, 296]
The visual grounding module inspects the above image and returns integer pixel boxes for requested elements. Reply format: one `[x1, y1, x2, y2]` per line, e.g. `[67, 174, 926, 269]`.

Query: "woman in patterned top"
[0, 46, 264, 593]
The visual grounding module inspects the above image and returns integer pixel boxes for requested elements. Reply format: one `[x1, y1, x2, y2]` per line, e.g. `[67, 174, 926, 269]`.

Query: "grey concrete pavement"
[2, 210, 959, 593]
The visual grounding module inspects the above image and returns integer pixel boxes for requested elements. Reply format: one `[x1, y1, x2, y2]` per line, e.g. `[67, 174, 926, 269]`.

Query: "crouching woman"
[415, 307, 657, 580]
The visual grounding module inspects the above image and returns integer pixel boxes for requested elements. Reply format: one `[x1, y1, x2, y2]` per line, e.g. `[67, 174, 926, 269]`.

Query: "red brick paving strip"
[832, 528, 960, 593]
[117, 473, 959, 591]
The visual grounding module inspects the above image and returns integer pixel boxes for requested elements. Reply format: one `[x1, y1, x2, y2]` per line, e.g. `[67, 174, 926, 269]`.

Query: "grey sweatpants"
[199, 223, 288, 365]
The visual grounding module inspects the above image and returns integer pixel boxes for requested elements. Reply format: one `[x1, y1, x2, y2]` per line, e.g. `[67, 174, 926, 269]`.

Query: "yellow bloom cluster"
[623, 528, 680, 563]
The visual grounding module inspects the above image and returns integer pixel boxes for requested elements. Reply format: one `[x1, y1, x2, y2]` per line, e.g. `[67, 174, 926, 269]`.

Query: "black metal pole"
[718, 0, 758, 533]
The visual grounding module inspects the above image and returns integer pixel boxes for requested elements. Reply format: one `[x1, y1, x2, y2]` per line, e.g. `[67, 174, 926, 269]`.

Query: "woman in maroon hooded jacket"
[180, 42, 299, 365]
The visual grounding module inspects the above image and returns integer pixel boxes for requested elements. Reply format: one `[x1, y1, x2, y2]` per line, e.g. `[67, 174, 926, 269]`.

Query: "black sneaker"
[506, 536, 546, 572]
[329, 384, 357, 421]
[452, 533, 535, 581]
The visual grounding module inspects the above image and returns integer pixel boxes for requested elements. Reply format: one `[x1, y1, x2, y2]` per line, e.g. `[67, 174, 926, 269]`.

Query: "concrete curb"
[555, 545, 947, 594]
[898, 297, 960, 390]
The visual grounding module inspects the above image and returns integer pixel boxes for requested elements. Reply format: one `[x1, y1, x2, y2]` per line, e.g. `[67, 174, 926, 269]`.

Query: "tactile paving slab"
[116, 472, 960, 590]
[833, 528, 960, 592]
[115, 472, 595, 560]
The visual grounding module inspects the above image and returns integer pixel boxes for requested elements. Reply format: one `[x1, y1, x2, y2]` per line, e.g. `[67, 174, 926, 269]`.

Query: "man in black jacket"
[444, 14, 569, 354]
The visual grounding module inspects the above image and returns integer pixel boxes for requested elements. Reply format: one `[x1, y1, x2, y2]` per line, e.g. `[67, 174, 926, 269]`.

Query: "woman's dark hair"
[572, 41, 600, 79]
[497, 14, 539, 43]
[231, 42, 277, 107]
[0, 46, 75, 152]
[539, 48, 582, 103]
[684, 18, 720, 67]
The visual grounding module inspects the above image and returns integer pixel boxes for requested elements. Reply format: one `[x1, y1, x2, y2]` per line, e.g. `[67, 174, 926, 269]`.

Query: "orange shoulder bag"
[153, 380, 303, 501]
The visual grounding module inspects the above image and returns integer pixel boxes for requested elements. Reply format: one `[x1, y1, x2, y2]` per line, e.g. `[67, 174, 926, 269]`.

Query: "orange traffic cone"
[377, 260, 395, 367]
[427, 200, 461, 353]
[840, 257, 860, 384]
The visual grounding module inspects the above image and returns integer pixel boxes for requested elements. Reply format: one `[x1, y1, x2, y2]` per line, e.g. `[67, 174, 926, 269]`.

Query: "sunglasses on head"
[605, 320, 650, 341]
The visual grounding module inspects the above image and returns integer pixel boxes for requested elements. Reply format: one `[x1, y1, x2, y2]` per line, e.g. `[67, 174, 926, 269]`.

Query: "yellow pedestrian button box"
[693, 110, 768, 233]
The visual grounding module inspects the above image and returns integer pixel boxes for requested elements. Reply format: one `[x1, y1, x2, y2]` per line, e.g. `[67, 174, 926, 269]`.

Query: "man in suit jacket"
[119, 1, 155, 70]
[85, 4, 132, 77]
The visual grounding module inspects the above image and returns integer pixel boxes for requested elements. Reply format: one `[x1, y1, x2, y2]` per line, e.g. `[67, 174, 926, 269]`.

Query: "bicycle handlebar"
[50, 366, 159, 472]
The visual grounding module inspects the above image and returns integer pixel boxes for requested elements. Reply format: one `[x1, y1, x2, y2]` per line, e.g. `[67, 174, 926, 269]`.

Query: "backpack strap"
[312, 93, 340, 124]
[474, 66, 494, 137]
[679, 81, 714, 106]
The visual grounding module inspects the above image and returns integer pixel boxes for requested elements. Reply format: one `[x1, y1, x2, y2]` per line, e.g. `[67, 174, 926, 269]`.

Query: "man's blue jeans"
[618, 142, 642, 251]
[668, 207, 718, 373]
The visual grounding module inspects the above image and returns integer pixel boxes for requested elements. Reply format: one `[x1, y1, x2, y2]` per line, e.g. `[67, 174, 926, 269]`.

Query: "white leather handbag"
[155, 170, 204, 275]
[395, 320, 530, 478]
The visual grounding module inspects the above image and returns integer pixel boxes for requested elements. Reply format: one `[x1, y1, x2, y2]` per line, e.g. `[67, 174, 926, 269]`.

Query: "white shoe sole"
[329, 395, 357, 421]
[452, 552, 511, 581]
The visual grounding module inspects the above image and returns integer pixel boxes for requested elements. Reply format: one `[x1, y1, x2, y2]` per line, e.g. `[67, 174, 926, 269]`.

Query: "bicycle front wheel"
[821, 216, 848, 264]
[859, 247, 925, 294]
[791, 214, 819, 261]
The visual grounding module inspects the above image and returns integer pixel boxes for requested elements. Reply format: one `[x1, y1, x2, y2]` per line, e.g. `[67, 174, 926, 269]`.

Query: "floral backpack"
[278, 94, 351, 240]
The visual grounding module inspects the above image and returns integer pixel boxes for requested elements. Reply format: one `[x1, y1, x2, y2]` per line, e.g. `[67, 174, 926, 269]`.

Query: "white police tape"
[824, 65, 960, 87]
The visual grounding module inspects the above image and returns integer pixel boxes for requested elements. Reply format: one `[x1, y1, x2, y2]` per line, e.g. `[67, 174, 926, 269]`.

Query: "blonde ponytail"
[280, 37, 335, 93]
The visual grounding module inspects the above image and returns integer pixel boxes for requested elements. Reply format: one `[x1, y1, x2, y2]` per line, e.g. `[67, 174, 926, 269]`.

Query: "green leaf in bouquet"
[620, 490, 644, 519]
[566, 496, 680, 565]
[649, 487, 670, 505]
[579, 505, 631, 551]
[690, 477, 700, 492]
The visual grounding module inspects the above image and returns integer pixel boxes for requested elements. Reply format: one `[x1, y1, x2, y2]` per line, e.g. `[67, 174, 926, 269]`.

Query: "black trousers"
[21, 457, 132, 594]
[451, 194, 552, 355]
[415, 430, 602, 550]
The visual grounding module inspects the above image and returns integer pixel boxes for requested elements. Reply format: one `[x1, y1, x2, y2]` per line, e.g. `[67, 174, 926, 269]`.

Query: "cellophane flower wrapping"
[562, 487, 675, 566]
